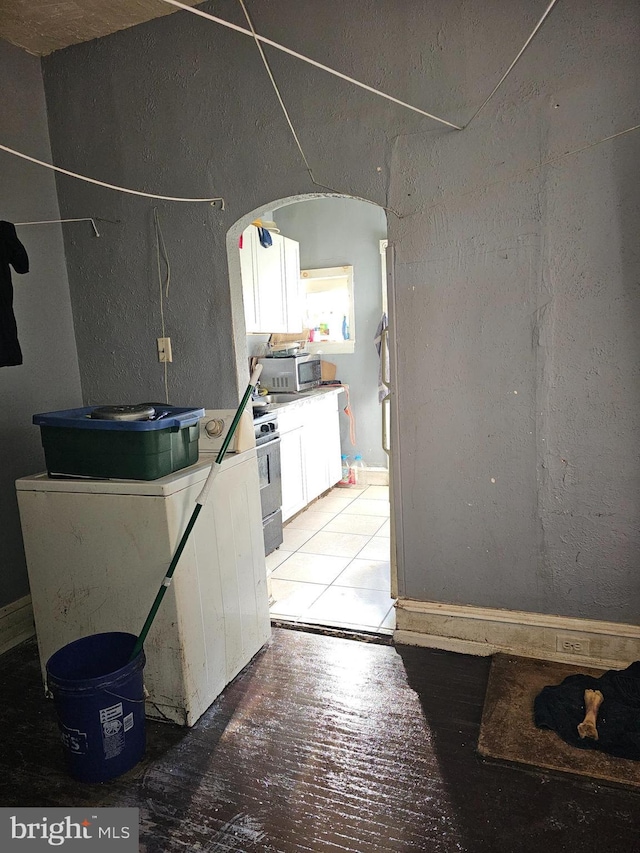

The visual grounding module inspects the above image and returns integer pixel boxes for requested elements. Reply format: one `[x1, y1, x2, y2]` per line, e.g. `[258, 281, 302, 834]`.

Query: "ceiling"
[0, 0, 201, 56]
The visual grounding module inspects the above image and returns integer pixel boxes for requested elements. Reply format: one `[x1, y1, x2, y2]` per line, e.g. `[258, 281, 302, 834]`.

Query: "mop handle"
[195, 364, 262, 505]
[128, 366, 263, 662]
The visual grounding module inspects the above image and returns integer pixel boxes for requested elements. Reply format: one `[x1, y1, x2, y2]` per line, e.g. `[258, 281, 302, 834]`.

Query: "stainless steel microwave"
[257, 353, 322, 392]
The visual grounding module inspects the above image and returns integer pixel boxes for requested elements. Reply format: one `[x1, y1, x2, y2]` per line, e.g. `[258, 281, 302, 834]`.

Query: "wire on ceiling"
[163, 0, 565, 138]
[237, 0, 313, 181]
[0, 143, 225, 206]
[237, 0, 401, 217]
[1, 1, 566, 215]
[463, 0, 561, 128]
[160, 0, 462, 131]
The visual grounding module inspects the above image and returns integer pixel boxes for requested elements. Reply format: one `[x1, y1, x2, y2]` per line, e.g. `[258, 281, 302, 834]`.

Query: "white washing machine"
[16, 441, 270, 727]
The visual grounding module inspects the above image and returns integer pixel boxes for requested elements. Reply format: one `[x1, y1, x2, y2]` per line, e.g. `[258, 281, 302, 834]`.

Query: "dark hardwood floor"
[1, 628, 639, 852]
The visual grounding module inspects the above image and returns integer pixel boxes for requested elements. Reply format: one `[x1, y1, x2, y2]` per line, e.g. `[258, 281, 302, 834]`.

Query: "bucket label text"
[99, 703, 123, 724]
[99, 703, 125, 759]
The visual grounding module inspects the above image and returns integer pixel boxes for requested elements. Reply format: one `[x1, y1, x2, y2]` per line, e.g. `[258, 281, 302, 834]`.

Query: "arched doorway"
[227, 195, 396, 636]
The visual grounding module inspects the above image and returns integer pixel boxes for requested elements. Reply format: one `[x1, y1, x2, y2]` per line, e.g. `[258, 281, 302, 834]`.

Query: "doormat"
[477, 654, 640, 789]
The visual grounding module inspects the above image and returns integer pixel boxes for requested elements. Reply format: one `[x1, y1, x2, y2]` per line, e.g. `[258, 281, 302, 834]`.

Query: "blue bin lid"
[33, 406, 205, 431]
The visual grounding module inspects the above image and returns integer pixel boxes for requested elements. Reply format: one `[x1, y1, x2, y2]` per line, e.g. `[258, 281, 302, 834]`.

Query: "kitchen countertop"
[253, 385, 344, 414]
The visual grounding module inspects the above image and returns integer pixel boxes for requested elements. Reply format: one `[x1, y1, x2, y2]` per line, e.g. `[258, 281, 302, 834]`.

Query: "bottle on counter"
[349, 454, 366, 486]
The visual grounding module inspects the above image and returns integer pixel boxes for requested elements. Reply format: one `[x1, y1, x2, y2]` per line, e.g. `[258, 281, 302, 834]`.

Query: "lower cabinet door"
[280, 427, 307, 522]
[325, 397, 343, 487]
[303, 415, 329, 504]
[303, 394, 342, 504]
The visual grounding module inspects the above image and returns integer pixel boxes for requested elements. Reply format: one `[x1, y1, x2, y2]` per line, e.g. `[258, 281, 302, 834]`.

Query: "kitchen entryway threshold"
[271, 619, 394, 646]
[266, 484, 395, 636]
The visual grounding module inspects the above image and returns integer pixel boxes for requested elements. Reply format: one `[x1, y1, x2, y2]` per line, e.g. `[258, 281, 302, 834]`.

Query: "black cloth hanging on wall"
[0, 221, 29, 367]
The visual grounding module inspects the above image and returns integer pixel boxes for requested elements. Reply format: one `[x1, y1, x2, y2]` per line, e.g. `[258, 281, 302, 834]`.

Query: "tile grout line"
[270, 484, 394, 632]
[287, 496, 389, 553]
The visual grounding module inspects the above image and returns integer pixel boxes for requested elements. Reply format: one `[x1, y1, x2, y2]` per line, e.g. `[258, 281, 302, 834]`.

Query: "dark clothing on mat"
[0, 220, 29, 367]
[535, 661, 640, 760]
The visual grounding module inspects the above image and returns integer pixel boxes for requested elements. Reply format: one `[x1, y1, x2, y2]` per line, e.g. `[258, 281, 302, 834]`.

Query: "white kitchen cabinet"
[16, 451, 271, 727]
[279, 426, 307, 521]
[256, 233, 288, 333]
[304, 392, 342, 504]
[324, 393, 343, 487]
[282, 236, 301, 332]
[277, 389, 343, 522]
[241, 225, 302, 334]
[239, 225, 259, 331]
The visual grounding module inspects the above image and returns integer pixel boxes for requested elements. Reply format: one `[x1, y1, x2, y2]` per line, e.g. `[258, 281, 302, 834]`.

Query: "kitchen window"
[301, 265, 355, 355]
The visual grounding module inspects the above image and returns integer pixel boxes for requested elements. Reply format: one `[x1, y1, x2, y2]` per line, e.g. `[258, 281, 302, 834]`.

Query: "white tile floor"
[266, 485, 396, 635]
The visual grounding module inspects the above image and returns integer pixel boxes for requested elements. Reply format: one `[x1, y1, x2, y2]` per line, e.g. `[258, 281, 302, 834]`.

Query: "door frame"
[383, 242, 404, 600]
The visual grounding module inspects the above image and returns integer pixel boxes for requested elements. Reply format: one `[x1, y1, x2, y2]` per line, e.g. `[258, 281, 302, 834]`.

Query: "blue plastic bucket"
[46, 632, 146, 783]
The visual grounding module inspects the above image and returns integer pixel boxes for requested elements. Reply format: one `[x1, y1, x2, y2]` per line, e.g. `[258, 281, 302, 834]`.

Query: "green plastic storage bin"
[33, 406, 205, 480]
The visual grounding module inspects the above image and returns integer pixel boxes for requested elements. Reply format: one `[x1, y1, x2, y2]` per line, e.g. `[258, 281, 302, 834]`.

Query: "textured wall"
[0, 39, 82, 608]
[42, 0, 640, 621]
[275, 197, 388, 467]
[389, 0, 640, 618]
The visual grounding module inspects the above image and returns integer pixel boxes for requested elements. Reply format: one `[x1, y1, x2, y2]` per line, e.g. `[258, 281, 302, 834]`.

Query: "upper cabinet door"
[240, 226, 260, 332]
[282, 237, 302, 333]
[240, 227, 302, 334]
[255, 232, 288, 333]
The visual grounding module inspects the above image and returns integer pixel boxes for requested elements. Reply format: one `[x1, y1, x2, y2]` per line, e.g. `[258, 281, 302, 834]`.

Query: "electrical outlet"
[157, 337, 172, 363]
[556, 634, 591, 656]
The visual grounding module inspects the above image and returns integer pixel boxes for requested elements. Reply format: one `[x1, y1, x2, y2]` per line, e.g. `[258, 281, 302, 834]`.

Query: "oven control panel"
[253, 410, 280, 446]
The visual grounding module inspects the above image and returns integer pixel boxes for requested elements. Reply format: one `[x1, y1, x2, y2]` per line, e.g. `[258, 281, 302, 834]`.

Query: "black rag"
[534, 660, 640, 760]
[257, 226, 273, 248]
[0, 220, 29, 367]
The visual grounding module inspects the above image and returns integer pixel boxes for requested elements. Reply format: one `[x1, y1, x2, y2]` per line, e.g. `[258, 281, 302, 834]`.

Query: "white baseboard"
[394, 598, 640, 670]
[0, 594, 35, 656]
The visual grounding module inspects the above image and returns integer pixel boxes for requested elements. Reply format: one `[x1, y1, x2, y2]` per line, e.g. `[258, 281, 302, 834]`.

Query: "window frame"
[300, 265, 356, 355]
